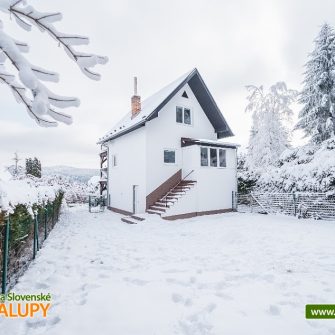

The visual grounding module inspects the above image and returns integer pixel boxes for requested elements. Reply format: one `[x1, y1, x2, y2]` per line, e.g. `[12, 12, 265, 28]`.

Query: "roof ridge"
[98, 69, 196, 143]
[98, 68, 234, 144]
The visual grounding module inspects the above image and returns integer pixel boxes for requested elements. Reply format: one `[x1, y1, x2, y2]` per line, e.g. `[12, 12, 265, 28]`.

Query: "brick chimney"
[131, 76, 141, 119]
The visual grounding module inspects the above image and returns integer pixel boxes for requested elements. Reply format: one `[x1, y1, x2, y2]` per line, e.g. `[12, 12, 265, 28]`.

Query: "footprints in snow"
[172, 293, 193, 307]
[26, 315, 61, 330]
[123, 277, 149, 286]
[177, 303, 217, 335]
[268, 304, 281, 316]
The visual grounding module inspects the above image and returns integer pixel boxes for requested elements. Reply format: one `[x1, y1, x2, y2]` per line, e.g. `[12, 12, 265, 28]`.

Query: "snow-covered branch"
[0, 0, 108, 126]
[9, 1, 108, 80]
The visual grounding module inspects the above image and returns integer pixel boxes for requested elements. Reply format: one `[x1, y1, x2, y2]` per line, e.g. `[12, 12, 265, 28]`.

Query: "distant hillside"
[43, 165, 99, 183]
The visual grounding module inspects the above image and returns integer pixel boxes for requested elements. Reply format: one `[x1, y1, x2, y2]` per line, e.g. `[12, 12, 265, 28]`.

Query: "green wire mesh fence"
[0, 192, 63, 294]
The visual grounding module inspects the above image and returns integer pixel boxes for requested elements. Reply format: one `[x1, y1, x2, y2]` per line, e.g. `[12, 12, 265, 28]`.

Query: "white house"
[98, 68, 238, 221]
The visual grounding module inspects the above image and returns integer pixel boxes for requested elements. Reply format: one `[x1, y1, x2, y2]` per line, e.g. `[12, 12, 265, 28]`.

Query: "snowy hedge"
[0, 170, 99, 216]
[238, 139, 335, 194]
[0, 175, 60, 215]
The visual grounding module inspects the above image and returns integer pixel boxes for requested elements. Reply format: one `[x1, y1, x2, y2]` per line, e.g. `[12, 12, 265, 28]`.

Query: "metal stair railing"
[161, 170, 195, 208]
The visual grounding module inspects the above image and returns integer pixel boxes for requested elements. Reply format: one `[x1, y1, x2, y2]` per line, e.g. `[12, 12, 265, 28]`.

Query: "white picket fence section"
[237, 192, 335, 220]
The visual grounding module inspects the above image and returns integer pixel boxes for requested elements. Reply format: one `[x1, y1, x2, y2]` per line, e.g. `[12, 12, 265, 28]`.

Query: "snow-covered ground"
[1, 206, 334, 335]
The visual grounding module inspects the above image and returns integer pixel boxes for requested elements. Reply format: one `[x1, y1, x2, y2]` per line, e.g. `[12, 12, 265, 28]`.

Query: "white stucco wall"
[145, 83, 217, 195]
[107, 127, 146, 213]
[196, 146, 237, 211]
[162, 145, 237, 217]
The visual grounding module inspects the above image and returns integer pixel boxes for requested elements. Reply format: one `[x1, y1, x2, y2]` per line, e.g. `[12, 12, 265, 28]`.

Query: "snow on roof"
[98, 69, 194, 144]
[196, 139, 240, 147]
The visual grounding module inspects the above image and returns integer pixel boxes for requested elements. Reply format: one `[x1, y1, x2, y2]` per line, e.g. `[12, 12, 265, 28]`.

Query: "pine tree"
[25, 157, 41, 178]
[246, 82, 297, 168]
[32, 157, 41, 178]
[296, 23, 335, 144]
[25, 158, 33, 176]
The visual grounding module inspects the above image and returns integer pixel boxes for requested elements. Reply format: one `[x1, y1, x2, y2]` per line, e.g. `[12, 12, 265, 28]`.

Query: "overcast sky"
[1, 0, 334, 169]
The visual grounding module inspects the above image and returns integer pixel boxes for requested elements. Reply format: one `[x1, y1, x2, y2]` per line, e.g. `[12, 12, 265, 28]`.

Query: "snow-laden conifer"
[296, 23, 335, 143]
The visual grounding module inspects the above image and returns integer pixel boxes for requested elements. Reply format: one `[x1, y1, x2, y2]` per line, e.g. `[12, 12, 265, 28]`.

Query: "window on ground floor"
[164, 149, 176, 164]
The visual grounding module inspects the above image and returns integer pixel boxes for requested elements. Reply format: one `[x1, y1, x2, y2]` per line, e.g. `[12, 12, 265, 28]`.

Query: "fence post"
[232, 191, 237, 211]
[293, 192, 297, 216]
[51, 202, 55, 228]
[33, 212, 39, 259]
[36, 213, 39, 251]
[44, 206, 48, 240]
[56, 198, 59, 221]
[2, 216, 10, 295]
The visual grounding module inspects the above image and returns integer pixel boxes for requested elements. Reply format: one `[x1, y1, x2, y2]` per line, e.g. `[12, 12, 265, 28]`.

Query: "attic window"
[176, 106, 192, 125]
[182, 91, 188, 98]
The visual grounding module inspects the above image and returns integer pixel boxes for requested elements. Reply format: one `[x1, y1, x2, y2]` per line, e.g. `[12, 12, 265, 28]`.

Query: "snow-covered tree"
[0, 0, 108, 127]
[296, 23, 335, 144]
[26, 157, 41, 177]
[246, 82, 298, 168]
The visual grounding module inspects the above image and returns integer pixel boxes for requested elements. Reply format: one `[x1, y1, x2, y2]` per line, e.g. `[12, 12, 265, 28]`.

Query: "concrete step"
[180, 180, 196, 184]
[169, 192, 186, 196]
[150, 206, 167, 212]
[155, 201, 173, 207]
[146, 209, 162, 215]
[152, 203, 170, 208]
[164, 195, 180, 200]
[131, 215, 145, 221]
[174, 186, 191, 191]
[121, 217, 138, 224]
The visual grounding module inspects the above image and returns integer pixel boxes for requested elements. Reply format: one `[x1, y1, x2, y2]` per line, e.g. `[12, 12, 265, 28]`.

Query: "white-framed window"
[218, 149, 226, 168]
[200, 147, 227, 168]
[164, 149, 176, 164]
[111, 154, 118, 167]
[176, 106, 192, 125]
[200, 147, 208, 166]
[210, 148, 217, 167]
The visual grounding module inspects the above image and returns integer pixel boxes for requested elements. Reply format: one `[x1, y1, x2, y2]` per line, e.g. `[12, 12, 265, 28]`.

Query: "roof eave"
[97, 120, 146, 144]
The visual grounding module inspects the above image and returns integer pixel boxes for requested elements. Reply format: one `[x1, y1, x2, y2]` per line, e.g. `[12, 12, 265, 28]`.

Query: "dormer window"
[176, 106, 192, 125]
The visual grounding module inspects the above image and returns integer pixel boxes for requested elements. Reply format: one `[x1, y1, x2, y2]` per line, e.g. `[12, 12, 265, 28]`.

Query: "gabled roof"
[98, 68, 234, 144]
